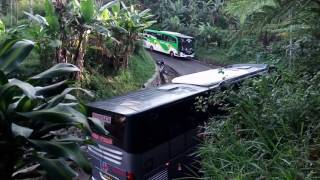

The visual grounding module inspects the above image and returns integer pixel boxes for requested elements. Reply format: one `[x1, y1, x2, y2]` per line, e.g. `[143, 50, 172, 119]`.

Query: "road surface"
[149, 51, 219, 76]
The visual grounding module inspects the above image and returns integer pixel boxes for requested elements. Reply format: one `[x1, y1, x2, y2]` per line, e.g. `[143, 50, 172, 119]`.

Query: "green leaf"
[0, 79, 38, 100]
[99, 0, 119, 12]
[30, 140, 91, 174]
[0, 39, 34, 74]
[19, 105, 91, 133]
[120, 1, 128, 10]
[35, 157, 78, 180]
[44, 0, 60, 31]
[12, 123, 33, 138]
[99, 9, 111, 21]
[35, 80, 68, 97]
[12, 164, 41, 178]
[16, 96, 36, 112]
[31, 123, 78, 138]
[24, 12, 49, 27]
[45, 87, 94, 108]
[64, 94, 78, 101]
[72, 0, 81, 10]
[88, 117, 109, 136]
[111, 1, 121, 15]
[30, 63, 80, 80]
[55, 135, 85, 143]
[44, 0, 56, 17]
[0, 19, 5, 33]
[139, 9, 151, 17]
[0, 70, 8, 85]
[0, 39, 19, 57]
[80, 0, 96, 23]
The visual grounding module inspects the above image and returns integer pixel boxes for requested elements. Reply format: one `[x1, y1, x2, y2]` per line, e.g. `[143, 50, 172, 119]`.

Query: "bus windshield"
[180, 38, 194, 54]
[181, 38, 193, 48]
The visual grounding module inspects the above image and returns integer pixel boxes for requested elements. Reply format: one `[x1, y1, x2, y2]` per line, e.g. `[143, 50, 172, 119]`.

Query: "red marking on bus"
[111, 166, 126, 177]
[100, 136, 113, 145]
[92, 112, 112, 124]
[91, 133, 113, 145]
[92, 133, 99, 140]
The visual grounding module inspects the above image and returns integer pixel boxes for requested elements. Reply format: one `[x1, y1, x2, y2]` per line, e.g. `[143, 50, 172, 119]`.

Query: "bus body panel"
[143, 34, 179, 56]
[88, 124, 203, 180]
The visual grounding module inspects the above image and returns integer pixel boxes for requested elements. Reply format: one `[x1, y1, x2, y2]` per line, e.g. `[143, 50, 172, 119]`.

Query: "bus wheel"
[150, 46, 154, 51]
[170, 51, 174, 57]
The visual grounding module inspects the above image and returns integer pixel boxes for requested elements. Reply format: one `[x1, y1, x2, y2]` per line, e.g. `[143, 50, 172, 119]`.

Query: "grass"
[82, 48, 155, 100]
[195, 46, 267, 65]
[198, 69, 320, 179]
[20, 46, 155, 101]
[195, 46, 232, 65]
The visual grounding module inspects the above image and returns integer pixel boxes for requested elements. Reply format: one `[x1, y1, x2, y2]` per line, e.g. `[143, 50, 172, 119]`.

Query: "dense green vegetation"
[198, 0, 319, 179]
[0, 0, 155, 179]
[1, 0, 156, 100]
[82, 48, 155, 99]
[0, 39, 107, 179]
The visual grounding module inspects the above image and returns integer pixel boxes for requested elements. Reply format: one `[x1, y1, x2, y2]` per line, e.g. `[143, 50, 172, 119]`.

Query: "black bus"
[87, 64, 268, 180]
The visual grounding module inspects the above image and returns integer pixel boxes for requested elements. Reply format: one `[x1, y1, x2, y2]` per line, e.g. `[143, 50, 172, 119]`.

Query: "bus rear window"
[91, 112, 126, 147]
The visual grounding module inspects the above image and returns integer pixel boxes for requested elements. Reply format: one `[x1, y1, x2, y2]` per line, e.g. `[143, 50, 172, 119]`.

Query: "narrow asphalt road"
[149, 51, 219, 76]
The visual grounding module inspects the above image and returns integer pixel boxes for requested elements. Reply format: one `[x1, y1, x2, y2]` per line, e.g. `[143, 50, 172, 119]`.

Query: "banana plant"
[25, 0, 110, 80]
[0, 19, 5, 34]
[99, 0, 156, 69]
[0, 39, 107, 179]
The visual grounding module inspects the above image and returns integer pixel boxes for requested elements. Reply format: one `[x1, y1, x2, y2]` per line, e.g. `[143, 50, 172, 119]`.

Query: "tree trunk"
[1, 0, 7, 15]
[56, 47, 67, 64]
[10, 0, 13, 26]
[75, 31, 88, 80]
[29, 0, 33, 14]
[15, 0, 18, 24]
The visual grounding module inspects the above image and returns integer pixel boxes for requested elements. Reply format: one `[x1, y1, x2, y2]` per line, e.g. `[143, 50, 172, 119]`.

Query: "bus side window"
[156, 34, 163, 41]
[168, 36, 177, 43]
[150, 32, 157, 39]
[162, 35, 168, 42]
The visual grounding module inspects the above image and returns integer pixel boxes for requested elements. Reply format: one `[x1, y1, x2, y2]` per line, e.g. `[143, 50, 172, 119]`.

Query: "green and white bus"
[143, 29, 195, 58]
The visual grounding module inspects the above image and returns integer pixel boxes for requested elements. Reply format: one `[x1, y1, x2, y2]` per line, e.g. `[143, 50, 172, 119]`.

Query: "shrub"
[199, 69, 320, 179]
[0, 39, 107, 179]
[81, 48, 155, 100]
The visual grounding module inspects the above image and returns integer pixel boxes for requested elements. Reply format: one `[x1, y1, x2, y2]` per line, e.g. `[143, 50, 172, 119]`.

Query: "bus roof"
[172, 64, 268, 87]
[87, 84, 208, 116]
[88, 64, 268, 116]
[144, 29, 193, 39]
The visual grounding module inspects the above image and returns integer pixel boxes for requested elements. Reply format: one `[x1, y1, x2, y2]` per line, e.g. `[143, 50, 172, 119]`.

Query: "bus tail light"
[178, 163, 182, 171]
[126, 172, 135, 180]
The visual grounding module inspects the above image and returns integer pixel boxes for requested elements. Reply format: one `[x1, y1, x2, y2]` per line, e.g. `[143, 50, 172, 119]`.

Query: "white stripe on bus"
[88, 146, 121, 165]
[89, 145, 123, 161]
[98, 144, 123, 156]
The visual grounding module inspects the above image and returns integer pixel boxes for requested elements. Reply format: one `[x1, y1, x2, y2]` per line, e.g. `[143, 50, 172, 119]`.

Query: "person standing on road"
[159, 60, 167, 84]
